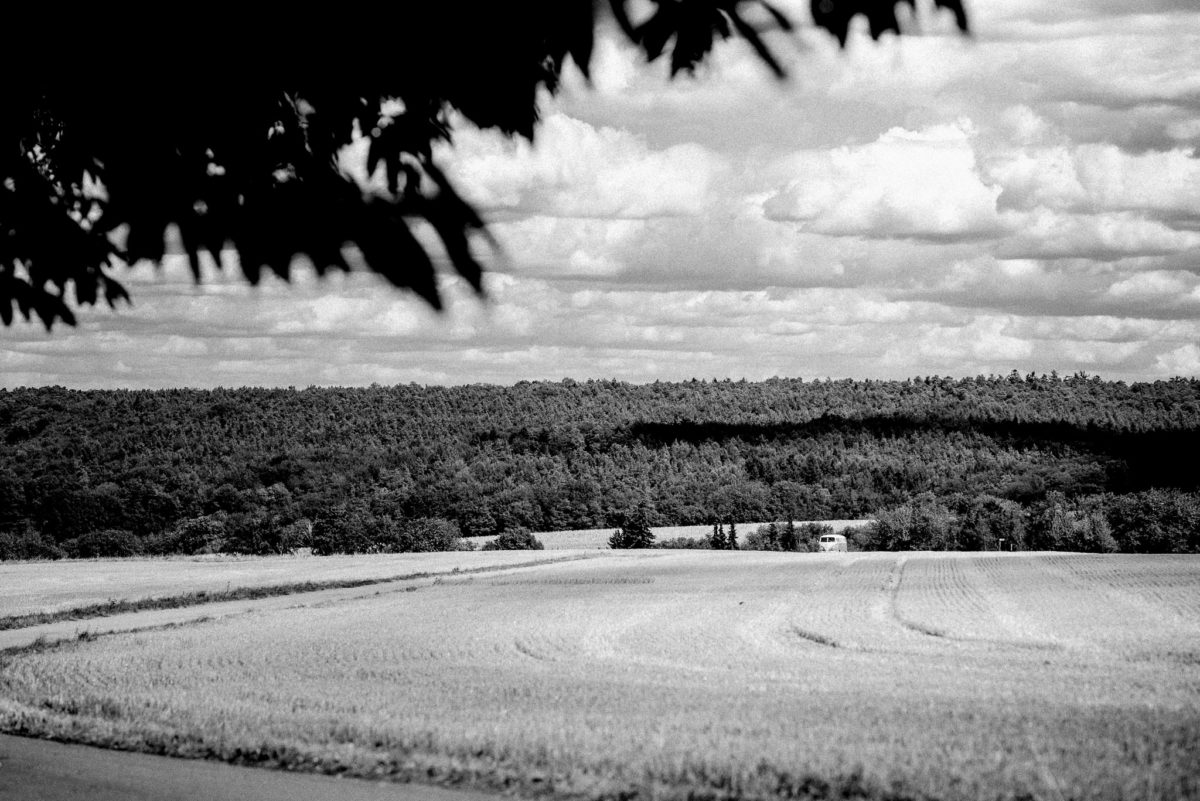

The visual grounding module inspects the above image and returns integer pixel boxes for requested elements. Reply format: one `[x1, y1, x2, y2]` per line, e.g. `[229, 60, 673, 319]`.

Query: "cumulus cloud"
[991, 143, 1200, 217]
[1105, 270, 1200, 313]
[443, 113, 726, 219]
[762, 121, 1003, 241]
[1156, 343, 1200, 375]
[998, 211, 1200, 260]
[7, 1, 1200, 388]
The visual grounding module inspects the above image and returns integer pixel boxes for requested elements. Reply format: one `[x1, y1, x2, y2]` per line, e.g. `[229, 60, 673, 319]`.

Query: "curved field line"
[790, 626, 841, 648]
[779, 554, 935, 653]
[888, 556, 953, 640]
[888, 556, 1072, 654]
[892, 557, 985, 641]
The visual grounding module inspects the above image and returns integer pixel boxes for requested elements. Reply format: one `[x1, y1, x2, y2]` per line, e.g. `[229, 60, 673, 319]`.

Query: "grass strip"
[0, 708, 934, 801]
[0, 554, 592, 633]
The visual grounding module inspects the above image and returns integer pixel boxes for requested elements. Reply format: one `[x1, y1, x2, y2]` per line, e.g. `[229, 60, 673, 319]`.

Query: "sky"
[3, 0, 1200, 389]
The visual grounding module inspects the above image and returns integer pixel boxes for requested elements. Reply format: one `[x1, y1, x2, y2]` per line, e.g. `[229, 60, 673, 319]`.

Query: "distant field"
[2, 551, 1197, 801]
[465, 519, 873, 550]
[0, 551, 572, 619]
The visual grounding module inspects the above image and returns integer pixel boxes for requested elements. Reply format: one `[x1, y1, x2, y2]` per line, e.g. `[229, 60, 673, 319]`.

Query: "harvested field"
[0, 551, 573, 620]
[1, 552, 1197, 801]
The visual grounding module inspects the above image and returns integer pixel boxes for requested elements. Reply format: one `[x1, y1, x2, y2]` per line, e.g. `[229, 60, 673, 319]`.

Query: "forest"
[2, 372, 1199, 558]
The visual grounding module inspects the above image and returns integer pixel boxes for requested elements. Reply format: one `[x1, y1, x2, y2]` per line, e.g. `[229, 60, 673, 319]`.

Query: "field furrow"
[893, 554, 1040, 648]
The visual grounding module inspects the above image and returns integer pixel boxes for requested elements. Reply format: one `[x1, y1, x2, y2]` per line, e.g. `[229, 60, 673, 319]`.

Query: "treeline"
[852, 489, 1200, 553]
[2, 373, 1199, 558]
[655, 521, 837, 551]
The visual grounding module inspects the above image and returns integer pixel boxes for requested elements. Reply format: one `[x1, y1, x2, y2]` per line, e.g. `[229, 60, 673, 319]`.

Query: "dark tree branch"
[0, 2, 967, 329]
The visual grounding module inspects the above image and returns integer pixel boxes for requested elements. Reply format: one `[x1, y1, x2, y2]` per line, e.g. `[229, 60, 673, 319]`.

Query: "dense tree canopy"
[3, 373, 1200, 558]
[1, 1, 968, 328]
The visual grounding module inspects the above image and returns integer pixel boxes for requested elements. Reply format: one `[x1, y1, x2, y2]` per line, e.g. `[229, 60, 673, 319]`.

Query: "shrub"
[311, 503, 376, 555]
[392, 517, 463, 553]
[223, 511, 295, 555]
[843, 525, 872, 551]
[482, 527, 544, 551]
[0, 525, 66, 560]
[742, 525, 780, 551]
[277, 518, 313, 553]
[68, 528, 141, 558]
[148, 514, 228, 555]
[656, 537, 710, 549]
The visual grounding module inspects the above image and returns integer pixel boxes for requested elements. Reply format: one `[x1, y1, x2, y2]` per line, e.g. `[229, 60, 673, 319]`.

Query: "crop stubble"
[1, 552, 1197, 801]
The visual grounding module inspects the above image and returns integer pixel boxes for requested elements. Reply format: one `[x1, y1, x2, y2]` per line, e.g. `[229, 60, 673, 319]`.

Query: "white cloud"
[444, 113, 726, 219]
[999, 105, 1053, 144]
[489, 216, 644, 278]
[1106, 270, 1200, 303]
[990, 143, 1200, 216]
[1155, 343, 1200, 375]
[762, 121, 1003, 240]
[1072, 145, 1200, 215]
[998, 210, 1200, 260]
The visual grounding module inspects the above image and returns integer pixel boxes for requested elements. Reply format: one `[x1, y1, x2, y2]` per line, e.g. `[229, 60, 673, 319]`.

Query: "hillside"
[2, 374, 1199, 557]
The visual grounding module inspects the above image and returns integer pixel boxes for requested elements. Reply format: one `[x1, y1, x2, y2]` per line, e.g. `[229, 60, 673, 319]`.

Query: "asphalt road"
[0, 734, 499, 801]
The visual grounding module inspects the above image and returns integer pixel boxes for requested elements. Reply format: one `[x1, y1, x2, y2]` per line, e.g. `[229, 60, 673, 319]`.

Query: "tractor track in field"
[888, 555, 1070, 653]
[883, 555, 944, 639]
[790, 626, 841, 648]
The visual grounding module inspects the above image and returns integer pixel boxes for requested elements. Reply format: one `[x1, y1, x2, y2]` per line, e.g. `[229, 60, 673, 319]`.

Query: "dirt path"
[0, 734, 498, 801]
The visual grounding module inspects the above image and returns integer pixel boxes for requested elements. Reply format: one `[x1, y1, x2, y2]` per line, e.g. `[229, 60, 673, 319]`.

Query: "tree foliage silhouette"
[610, 507, 656, 549]
[1, 1, 968, 329]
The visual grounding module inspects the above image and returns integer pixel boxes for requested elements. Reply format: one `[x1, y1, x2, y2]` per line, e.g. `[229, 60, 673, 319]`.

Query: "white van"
[817, 533, 847, 552]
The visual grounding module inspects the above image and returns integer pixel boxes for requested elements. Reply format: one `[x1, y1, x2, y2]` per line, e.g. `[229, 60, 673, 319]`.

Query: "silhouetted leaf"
[102, 274, 129, 308]
[355, 203, 441, 309]
[935, 0, 970, 33]
[760, 2, 795, 32]
[565, 4, 595, 79]
[32, 289, 74, 330]
[639, 8, 678, 61]
[74, 270, 97, 306]
[425, 193, 485, 295]
[728, 8, 785, 78]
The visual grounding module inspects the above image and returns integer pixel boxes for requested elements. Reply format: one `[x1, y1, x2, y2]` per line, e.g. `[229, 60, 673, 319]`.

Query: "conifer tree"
[710, 521, 727, 550]
[783, 519, 798, 552]
[727, 522, 738, 550]
[611, 506, 655, 549]
[608, 528, 626, 549]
